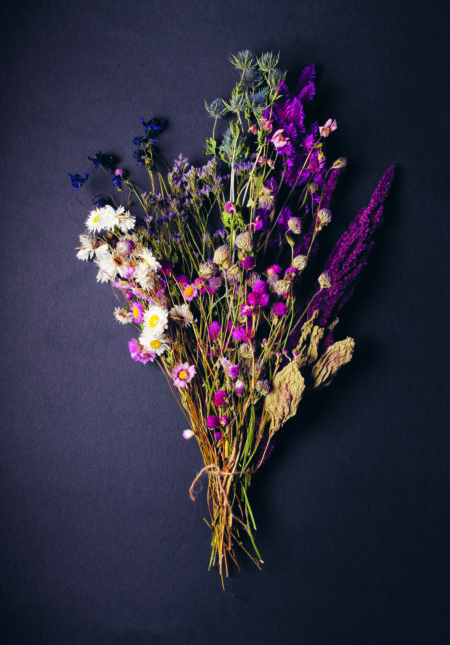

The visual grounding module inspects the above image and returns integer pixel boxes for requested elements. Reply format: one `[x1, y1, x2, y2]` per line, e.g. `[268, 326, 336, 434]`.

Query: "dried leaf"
[311, 337, 355, 388]
[265, 361, 305, 432]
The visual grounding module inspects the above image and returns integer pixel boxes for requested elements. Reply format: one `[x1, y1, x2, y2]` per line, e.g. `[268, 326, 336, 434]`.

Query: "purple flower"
[309, 166, 395, 327]
[128, 338, 155, 364]
[252, 279, 267, 294]
[220, 357, 240, 378]
[213, 390, 227, 406]
[129, 301, 144, 323]
[172, 362, 196, 389]
[272, 302, 287, 317]
[235, 380, 245, 395]
[232, 327, 246, 341]
[207, 415, 220, 429]
[209, 321, 221, 340]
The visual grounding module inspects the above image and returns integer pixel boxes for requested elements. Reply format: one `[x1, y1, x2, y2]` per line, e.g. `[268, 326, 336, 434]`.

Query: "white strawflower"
[135, 261, 156, 289]
[94, 247, 117, 283]
[141, 304, 169, 338]
[117, 209, 136, 233]
[139, 333, 170, 356]
[76, 234, 97, 261]
[137, 247, 160, 272]
[113, 307, 130, 324]
[86, 204, 119, 233]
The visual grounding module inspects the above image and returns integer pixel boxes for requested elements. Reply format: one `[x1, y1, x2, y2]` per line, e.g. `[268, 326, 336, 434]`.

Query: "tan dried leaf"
[265, 361, 305, 432]
[311, 337, 355, 389]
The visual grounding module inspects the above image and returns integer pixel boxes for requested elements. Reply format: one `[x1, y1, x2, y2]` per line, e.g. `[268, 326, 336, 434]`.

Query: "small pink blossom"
[271, 129, 289, 151]
[171, 362, 196, 389]
[319, 118, 337, 137]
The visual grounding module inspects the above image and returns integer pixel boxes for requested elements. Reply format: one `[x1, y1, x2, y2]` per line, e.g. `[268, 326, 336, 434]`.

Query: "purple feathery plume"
[311, 165, 395, 328]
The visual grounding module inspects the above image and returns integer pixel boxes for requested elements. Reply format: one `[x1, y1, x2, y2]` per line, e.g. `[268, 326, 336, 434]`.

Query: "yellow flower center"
[148, 315, 160, 328]
[184, 286, 194, 298]
[150, 340, 161, 349]
[132, 306, 140, 318]
[93, 214, 100, 222]
[178, 370, 188, 380]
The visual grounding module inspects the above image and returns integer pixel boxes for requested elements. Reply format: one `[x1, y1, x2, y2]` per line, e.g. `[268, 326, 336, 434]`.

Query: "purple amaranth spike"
[311, 165, 395, 328]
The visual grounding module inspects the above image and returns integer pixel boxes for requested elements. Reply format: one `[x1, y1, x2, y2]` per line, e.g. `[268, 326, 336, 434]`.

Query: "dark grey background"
[1, 1, 449, 643]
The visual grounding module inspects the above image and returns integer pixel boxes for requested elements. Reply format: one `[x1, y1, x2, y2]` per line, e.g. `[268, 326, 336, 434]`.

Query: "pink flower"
[220, 415, 228, 426]
[271, 129, 289, 151]
[183, 284, 198, 301]
[213, 390, 227, 406]
[271, 302, 287, 317]
[225, 202, 236, 214]
[319, 118, 337, 137]
[220, 357, 240, 379]
[209, 321, 221, 340]
[252, 279, 267, 294]
[129, 301, 144, 323]
[171, 363, 196, 389]
[128, 338, 155, 364]
[241, 304, 253, 317]
[206, 276, 222, 294]
[232, 327, 246, 341]
[207, 415, 220, 429]
[235, 380, 245, 395]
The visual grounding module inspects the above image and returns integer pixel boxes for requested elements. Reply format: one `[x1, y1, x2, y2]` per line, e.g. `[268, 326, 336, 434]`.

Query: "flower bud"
[213, 245, 232, 269]
[235, 231, 253, 253]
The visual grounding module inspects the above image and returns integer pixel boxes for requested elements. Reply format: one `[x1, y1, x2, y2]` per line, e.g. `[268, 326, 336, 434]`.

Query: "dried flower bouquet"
[71, 51, 394, 586]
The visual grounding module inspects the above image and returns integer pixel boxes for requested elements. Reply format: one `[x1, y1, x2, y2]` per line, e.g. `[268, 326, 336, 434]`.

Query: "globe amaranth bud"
[213, 245, 232, 269]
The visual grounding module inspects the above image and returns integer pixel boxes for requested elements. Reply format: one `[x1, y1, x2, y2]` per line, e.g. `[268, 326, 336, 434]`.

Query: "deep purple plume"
[311, 165, 395, 327]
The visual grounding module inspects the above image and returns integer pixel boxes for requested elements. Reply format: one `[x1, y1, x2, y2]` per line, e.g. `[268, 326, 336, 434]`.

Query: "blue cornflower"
[68, 172, 89, 190]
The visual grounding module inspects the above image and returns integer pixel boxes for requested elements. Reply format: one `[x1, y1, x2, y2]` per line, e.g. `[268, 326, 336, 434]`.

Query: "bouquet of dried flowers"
[71, 51, 393, 587]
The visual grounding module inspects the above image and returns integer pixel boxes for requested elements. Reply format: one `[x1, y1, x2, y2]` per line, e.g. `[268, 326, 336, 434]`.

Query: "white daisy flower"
[137, 247, 160, 272]
[76, 234, 97, 261]
[85, 204, 120, 233]
[139, 333, 170, 356]
[141, 304, 169, 338]
[134, 261, 156, 289]
[113, 307, 130, 324]
[117, 209, 136, 233]
[94, 247, 117, 283]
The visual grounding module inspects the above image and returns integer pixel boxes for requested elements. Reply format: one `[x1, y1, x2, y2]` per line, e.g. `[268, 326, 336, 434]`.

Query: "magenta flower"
[207, 415, 220, 429]
[220, 357, 240, 379]
[259, 293, 270, 307]
[209, 321, 221, 340]
[171, 362, 196, 389]
[232, 327, 246, 341]
[183, 284, 198, 301]
[247, 292, 259, 306]
[220, 415, 228, 426]
[241, 304, 253, 317]
[252, 279, 267, 294]
[271, 302, 287, 317]
[128, 338, 155, 364]
[213, 390, 227, 406]
[129, 301, 144, 323]
[240, 255, 255, 270]
[206, 276, 222, 294]
[159, 259, 174, 276]
[235, 380, 245, 395]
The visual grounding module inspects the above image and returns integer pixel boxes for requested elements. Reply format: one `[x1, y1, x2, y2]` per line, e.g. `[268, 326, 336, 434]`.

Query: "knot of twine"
[189, 464, 236, 502]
